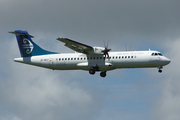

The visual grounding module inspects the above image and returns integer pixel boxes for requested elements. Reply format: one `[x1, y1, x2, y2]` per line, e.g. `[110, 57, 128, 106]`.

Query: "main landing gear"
[100, 71, 106, 77]
[89, 68, 107, 77]
[89, 69, 95, 75]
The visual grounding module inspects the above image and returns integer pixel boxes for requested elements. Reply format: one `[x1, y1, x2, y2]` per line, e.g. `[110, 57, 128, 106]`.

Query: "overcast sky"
[0, 0, 180, 120]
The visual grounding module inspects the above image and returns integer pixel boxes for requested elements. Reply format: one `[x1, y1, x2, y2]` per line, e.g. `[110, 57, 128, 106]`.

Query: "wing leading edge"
[57, 38, 93, 54]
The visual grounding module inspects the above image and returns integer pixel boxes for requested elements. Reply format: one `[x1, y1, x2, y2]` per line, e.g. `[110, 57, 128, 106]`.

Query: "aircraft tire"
[158, 69, 162, 73]
[89, 69, 95, 75]
[100, 71, 106, 77]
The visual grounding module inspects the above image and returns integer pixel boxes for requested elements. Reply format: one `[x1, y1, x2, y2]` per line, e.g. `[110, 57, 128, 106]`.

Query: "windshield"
[151, 52, 163, 56]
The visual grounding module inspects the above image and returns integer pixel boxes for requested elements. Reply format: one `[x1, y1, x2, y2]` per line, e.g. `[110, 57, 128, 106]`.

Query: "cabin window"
[131, 56, 133, 58]
[119, 56, 121, 59]
[122, 56, 124, 59]
[59, 58, 61, 61]
[128, 56, 130, 58]
[155, 53, 158, 56]
[62, 58, 64, 60]
[65, 58, 67, 60]
[125, 56, 127, 58]
[90, 57, 92, 60]
[80, 58, 82, 60]
[100, 57, 102, 59]
[74, 58, 76, 60]
[71, 58, 73, 60]
[97, 57, 99, 59]
[93, 57, 95, 59]
[77, 58, 79, 60]
[84, 58, 86, 60]
[68, 58, 70, 60]
[87, 57, 89, 60]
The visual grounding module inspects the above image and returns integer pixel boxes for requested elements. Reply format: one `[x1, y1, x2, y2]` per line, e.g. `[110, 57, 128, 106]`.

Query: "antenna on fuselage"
[125, 45, 131, 51]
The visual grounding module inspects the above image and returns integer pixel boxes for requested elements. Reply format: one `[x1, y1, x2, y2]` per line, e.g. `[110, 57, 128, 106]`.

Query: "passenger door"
[49, 58, 54, 68]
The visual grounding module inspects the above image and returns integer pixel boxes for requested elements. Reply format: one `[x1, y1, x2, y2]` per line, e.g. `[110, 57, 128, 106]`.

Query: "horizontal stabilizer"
[9, 31, 34, 38]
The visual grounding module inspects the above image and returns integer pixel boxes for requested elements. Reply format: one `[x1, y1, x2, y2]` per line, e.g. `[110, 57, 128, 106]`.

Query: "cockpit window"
[151, 52, 163, 56]
[158, 53, 163, 56]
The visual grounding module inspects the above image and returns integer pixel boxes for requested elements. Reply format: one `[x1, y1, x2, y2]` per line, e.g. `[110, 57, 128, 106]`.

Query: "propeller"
[102, 40, 111, 60]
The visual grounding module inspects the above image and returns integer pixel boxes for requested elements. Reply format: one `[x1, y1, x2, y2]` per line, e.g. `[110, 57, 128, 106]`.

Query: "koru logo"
[22, 38, 34, 54]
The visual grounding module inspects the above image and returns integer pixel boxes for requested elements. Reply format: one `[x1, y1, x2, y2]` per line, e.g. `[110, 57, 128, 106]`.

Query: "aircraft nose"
[164, 57, 171, 65]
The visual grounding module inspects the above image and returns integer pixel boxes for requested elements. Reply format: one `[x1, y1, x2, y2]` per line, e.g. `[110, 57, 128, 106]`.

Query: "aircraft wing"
[57, 38, 93, 54]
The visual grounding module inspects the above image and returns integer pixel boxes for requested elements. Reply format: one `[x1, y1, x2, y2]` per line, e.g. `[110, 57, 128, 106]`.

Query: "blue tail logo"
[9, 30, 58, 57]
[22, 38, 34, 54]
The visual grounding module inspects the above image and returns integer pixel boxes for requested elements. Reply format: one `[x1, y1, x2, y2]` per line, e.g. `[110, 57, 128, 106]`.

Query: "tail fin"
[9, 30, 58, 57]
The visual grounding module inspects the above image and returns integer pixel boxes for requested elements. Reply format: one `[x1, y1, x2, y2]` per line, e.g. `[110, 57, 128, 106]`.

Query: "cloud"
[0, 114, 21, 120]
[0, 37, 104, 120]
[1, 0, 180, 40]
[1, 0, 180, 120]
[151, 38, 180, 120]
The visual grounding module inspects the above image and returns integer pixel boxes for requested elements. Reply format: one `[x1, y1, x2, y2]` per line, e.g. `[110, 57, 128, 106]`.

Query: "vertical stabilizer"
[9, 30, 58, 57]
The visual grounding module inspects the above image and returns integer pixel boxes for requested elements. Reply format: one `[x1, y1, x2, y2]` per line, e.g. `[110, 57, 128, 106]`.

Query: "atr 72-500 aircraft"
[10, 30, 170, 77]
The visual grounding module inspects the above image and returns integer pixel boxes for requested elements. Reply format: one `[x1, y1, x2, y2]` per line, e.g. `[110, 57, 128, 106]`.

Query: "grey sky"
[1, 0, 180, 39]
[0, 0, 180, 120]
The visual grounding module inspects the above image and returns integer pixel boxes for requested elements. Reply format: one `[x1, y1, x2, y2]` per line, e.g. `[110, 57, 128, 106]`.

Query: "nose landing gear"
[158, 66, 163, 73]
[158, 69, 162, 73]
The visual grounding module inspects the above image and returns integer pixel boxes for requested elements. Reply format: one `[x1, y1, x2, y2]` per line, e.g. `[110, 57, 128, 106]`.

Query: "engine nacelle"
[90, 47, 105, 54]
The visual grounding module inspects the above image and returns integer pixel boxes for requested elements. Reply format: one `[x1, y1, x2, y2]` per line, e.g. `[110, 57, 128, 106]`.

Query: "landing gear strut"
[89, 66, 107, 77]
[89, 65, 99, 75]
[100, 71, 106, 77]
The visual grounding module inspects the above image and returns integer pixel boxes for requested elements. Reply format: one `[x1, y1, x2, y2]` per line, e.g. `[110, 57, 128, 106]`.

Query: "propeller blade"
[107, 40, 109, 48]
[104, 54, 106, 60]
[102, 40, 111, 61]
[107, 53, 110, 60]
[103, 40, 106, 48]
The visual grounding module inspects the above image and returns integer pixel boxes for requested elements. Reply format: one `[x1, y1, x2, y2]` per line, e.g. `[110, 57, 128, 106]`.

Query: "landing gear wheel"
[89, 69, 95, 75]
[100, 71, 106, 77]
[158, 69, 162, 73]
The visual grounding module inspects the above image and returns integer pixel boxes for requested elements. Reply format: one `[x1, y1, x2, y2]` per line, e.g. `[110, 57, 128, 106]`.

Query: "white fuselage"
[14, 50, 170, 72]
